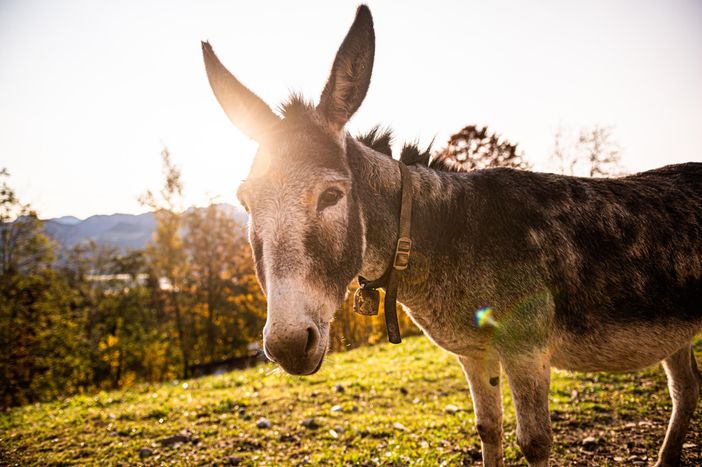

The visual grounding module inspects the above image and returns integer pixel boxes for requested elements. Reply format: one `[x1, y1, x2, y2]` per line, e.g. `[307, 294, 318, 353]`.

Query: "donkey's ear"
[317, 5, 375, 133]
[202, 41, 281, 142]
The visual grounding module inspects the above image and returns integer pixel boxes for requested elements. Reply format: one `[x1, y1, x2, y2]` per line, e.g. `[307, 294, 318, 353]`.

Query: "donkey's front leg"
[502, 351, 552, 467]
[655, 344, 701, 467]
[458, 351, 504, 467]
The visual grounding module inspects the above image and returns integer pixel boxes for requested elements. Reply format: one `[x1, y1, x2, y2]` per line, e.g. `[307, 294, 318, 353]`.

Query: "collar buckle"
[393, 237, 412, 270]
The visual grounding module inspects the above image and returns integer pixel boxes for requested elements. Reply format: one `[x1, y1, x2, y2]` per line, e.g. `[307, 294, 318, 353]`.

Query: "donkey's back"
[475, 162, 702, 370]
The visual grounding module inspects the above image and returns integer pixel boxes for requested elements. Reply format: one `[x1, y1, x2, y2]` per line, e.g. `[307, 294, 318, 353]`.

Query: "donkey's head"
[203, 6, 375, 374]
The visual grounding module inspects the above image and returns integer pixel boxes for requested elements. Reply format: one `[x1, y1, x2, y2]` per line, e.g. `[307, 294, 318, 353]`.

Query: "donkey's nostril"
[305, 326, 319, 355]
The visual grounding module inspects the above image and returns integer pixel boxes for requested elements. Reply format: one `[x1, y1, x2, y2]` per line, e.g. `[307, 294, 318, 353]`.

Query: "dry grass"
[2, 336, 701, 466]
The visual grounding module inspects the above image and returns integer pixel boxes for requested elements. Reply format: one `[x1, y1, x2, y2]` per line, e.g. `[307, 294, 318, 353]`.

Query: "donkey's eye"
[317, 188, 344, 211]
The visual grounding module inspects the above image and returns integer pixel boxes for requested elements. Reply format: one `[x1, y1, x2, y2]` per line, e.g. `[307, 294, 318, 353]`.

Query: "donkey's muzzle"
[263, 324, 323, 375]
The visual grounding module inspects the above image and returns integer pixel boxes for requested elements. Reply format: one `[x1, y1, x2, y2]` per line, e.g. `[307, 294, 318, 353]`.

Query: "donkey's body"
[351, 142, 702, 370]
[202, 5, 702, 465]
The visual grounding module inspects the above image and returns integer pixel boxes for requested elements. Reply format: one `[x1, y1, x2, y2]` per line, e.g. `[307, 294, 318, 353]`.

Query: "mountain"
[52, 215, 82, 225]
[44, 212, 157, 251]
[43, 204, 246, 252]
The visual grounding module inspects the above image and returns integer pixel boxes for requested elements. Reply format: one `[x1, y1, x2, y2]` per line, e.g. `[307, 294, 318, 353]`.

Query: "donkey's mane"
[356, 126, 442, 170]
[280, 94, 442, 171]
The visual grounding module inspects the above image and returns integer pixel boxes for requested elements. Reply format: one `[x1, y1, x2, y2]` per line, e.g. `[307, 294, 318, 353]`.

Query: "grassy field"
[2, 336, 701, 466]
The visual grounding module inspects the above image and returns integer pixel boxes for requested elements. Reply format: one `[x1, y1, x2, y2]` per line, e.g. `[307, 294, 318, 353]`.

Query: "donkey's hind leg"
[691, 346, 701, 388]
[458, 351, 504, 467]
[655, 344, 700, 467]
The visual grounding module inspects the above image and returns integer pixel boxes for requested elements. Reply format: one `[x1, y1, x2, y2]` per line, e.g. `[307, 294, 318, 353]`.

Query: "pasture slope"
[1, 336, 701, 466]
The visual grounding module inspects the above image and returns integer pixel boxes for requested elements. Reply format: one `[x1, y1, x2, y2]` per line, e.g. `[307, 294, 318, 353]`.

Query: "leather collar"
[354, 161, 413, 344]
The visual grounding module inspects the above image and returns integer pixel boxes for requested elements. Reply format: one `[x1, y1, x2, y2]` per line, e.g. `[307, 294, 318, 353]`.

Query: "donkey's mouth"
[278, 352, 324, 376]
[309, 353, 325, 374]
[264, 342, 326, 376]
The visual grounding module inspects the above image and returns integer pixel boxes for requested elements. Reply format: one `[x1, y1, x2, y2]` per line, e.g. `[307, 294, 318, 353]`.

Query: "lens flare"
[474, 306, 498, 328]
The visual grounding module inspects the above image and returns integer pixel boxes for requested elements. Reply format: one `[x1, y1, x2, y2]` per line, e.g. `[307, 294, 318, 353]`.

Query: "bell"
[353, 287, 380, 316]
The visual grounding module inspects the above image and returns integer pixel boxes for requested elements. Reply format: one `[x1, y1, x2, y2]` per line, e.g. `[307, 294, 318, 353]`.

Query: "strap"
[354, 161, 413, 344]
[383, 161, 413, 344]
[383, 269, 402, 343]
[395, 162, 413, 268]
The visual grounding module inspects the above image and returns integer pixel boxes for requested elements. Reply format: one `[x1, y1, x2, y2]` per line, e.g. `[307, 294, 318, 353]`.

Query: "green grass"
[2, 336, 701, 466]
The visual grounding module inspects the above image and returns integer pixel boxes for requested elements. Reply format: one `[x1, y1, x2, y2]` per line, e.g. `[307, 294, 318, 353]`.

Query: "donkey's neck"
[347, 139, 400, 279]
[347, 137, 476, 295]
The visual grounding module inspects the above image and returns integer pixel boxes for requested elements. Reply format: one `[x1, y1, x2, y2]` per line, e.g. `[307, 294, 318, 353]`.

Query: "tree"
[578, 126, 623, 177]
[0, 169, 89, 406]
[0, 169, 54, 276]
[60, 242, 166, 389]
[184, 203, 265, 362]
[550, 125, 624, 177]
[1, 156, 275, 404]
[140, 148, 191, 378]
[433, 125, 530, 171]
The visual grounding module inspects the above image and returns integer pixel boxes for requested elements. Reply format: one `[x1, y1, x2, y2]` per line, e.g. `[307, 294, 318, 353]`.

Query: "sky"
[1, 0, 701, 219]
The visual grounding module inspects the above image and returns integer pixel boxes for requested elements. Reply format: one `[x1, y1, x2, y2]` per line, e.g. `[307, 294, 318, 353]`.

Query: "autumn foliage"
[433, 125, 530, 171]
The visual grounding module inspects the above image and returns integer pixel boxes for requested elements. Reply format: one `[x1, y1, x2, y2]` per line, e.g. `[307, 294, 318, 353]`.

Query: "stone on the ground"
[330, 405, 343, 413]
[444, 404, 459, 414]
[138, 447, 154, 459]
[301, 417, 320, 429]
[582, 436, 598, 448]
[160, 433, 194, 447]
[393, 421, 407, 431]
[256, 417, 271, 429]
[333, 384, 345, 393]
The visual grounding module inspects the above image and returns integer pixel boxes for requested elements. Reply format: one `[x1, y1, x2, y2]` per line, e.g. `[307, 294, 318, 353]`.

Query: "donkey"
[202, 5, 702, 466]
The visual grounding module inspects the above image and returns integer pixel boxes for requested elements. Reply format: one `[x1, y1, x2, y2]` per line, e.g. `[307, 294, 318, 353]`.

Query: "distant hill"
[43, 204, 246, 252]
[51, 215, 82, 226]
